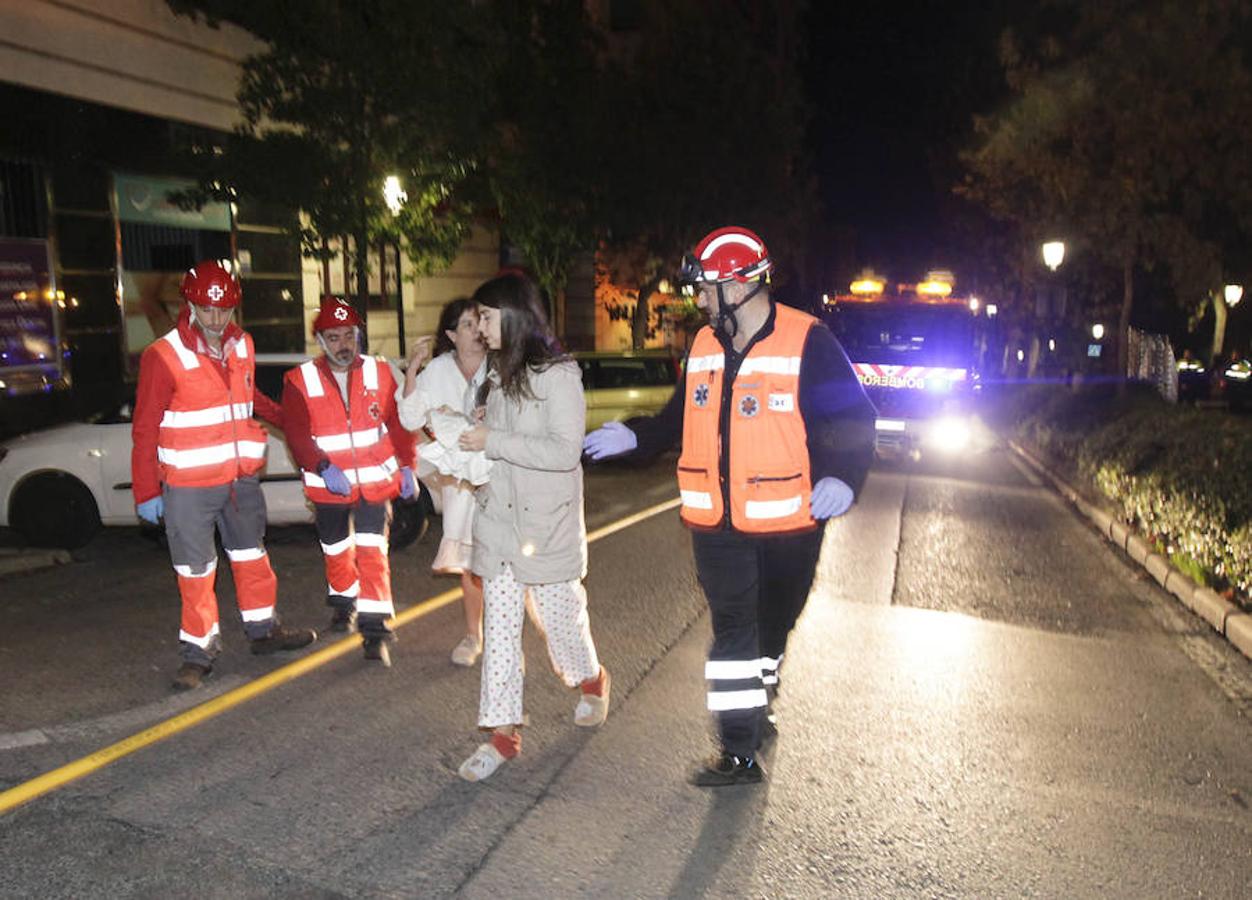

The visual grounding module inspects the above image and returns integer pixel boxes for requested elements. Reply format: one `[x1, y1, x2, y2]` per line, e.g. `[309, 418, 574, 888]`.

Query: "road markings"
[0, 497, 681, 816]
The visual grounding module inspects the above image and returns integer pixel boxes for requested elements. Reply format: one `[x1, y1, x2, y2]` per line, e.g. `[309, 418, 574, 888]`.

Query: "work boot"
[328, 607, 357, 634]
[362, 636, 391, 667]
[171, 662, 211, 691]
[689, 751, 765, 787]
[250, 624, 317, 655]
[761, 709, 778, 741]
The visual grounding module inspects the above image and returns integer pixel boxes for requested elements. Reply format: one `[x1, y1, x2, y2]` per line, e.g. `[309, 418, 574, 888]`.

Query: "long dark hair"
[472, 272, 568, 401]
[434, 297, 478, 356]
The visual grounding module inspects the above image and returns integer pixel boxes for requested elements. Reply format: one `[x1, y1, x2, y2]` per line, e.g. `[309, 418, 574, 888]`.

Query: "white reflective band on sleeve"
[744, 495, 803, 519]
[739, 355, 801, 376]
[235, 440, 266, 460]
[760, 654, 781, 672]
[163, 331, 199, 369]
[225, 547, 265, 562]
[362, 355, 379, 390]
[705, 658, 767, 680]
[320, 536, 354, 556]
[355, 598, 394, 615]
[300, 360, 324, 398]
[354, 532, 388, 550]
[235, 339, 249, 359]
[706, 688, 769, 712]
[240, 605, 274, 623]
[304, 471, 326, 488]
[172, 559, 218, 578]
[178, 622, 220, 647]
[328, 580, 360, 598]
[680, 490, 714, 510]
[687, 353, 725, 374]
[763, 673, 779, 685]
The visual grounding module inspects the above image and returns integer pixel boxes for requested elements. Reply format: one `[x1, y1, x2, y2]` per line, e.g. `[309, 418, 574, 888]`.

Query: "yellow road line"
[0, 497, 680, 816]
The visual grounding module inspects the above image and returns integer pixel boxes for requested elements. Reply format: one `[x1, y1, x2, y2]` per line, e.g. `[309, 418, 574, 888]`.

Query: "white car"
[0, 354, 430, 550]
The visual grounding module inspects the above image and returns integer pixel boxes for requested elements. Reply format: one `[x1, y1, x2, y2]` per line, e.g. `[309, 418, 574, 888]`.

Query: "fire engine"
[823, 272, 980, 458]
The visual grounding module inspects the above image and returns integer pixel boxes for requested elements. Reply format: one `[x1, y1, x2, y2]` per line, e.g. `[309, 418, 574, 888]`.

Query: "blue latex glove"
[137, 496, 164, 525]
[810, 477, 854, 520]
[399, 466, 415, 499]
[582, 421, 638, 460]
[321, 463, 352, 496]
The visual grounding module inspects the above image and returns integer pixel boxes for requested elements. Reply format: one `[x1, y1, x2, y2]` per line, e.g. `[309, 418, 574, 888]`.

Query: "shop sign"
[0, 239, 61, 392]
[114, 173, 231, 231]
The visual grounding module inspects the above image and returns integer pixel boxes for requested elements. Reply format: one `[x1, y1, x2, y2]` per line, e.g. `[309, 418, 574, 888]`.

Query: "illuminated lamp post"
[382, 175, 409, 352]
[1210, 282, 1243, 364]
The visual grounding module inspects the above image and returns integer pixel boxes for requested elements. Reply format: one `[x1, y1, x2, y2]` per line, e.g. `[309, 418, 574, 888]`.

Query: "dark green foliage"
[1004, 384, 1252, 600]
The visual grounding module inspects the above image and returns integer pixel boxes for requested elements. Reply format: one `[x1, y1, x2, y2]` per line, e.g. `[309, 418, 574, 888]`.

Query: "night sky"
[803, 2, 1018, 286]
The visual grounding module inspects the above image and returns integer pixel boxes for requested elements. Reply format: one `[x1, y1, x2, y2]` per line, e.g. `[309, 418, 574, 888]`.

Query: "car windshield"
[829, 305, 974, 368]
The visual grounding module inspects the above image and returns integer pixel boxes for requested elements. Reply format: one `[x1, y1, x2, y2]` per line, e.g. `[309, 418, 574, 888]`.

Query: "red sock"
[580, 667, 607, 697]
[490, 731, 522, 758]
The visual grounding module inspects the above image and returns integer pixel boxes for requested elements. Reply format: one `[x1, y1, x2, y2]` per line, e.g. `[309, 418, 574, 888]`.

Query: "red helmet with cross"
[680, 226, 773, 284]
[312, 295, 363, 333]
[180, 260, 240, 308]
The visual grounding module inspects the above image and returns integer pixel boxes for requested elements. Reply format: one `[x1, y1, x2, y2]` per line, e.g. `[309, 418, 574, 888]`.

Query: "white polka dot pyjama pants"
[478, 563, 601, 728]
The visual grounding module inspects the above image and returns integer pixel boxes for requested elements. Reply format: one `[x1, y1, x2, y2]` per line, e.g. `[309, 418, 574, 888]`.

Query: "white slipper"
[574, 669, 611, 727]
[450, 635, 481, 667]
[458, 742, 507, 782]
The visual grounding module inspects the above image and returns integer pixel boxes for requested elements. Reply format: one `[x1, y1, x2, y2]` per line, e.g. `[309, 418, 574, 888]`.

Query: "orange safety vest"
[152, 329, 268, 488]
[289, 355, 402, 505]
[677, 304, 815, 534]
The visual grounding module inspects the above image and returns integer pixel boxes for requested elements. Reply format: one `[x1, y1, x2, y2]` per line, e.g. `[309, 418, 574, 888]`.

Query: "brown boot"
[171, 662, 211, 691]
[250, 624, 317, 655]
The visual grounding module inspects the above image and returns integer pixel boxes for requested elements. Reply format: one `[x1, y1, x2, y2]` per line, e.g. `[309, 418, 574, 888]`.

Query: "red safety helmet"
[312, 295, 363, 333]
[180, 260, 241, 308]
[680, 226, 773, 284]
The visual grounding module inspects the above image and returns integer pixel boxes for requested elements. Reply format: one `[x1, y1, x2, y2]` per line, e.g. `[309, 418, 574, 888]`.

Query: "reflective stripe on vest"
[153, 328, 268, 488]
[290, 355, 401, 504]
[677, 305, 815, 533]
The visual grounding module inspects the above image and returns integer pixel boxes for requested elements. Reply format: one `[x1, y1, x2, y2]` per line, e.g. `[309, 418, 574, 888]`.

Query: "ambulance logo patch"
[738, 394, 759, 418]
[334, 306, 349, 321]
[368, 400, 382, 421]
[768, 392, 794, 413]
[693, 383, 710, 407]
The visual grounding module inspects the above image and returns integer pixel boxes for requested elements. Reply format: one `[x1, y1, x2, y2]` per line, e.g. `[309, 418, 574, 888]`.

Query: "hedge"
[1001, 383, 1252, 607]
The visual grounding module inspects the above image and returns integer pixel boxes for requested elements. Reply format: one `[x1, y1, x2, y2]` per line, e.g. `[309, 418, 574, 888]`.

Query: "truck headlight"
[927, 416, 971, 452]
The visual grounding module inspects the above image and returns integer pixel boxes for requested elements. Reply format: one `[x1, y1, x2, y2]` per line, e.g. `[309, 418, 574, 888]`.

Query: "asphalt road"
[1, 436, 1250, 898]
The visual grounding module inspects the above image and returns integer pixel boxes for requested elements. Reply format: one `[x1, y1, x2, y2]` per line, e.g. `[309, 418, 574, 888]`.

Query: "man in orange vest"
[132, 260, 317, 691]
[281, 296, 417, 667]
[584, 226, 876, 785]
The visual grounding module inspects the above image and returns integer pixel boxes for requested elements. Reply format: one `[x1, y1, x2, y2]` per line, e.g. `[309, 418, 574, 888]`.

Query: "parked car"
[0, 354, 431, 549]
[574, 349, 681, 431]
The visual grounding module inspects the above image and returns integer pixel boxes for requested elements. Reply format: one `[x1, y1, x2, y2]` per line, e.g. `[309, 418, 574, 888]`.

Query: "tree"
[167, 0, 494, 334]
[958, 0, 1252, 381]
[595, 0, 817, 348]
[483, 1, 610, 318]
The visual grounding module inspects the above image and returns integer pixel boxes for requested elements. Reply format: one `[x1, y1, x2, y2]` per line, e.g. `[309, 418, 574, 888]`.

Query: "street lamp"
[1224, 283, 1243, 307]
[1091, 323, 1105, 340]
[383, 175, 407, 215]
[1042, 240, 1066, 272]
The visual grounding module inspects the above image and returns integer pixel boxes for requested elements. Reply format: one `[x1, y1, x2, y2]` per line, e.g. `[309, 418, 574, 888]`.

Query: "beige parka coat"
[470, 360, 587, 584]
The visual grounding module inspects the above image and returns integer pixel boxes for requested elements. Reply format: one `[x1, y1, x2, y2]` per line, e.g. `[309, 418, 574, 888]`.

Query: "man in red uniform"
[132, 260, 317, 691]
[281, 296, 417, 667]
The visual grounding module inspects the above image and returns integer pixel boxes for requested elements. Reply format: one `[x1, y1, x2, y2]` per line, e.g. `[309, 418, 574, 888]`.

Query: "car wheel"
[10, 472, 102, 549]
[390, 481, 435, 552]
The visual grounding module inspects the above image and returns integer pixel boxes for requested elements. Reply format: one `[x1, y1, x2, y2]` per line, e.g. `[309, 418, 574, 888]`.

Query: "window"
[0, 159, 47, 238]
